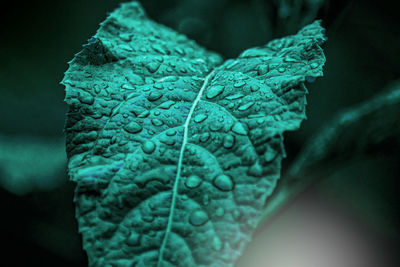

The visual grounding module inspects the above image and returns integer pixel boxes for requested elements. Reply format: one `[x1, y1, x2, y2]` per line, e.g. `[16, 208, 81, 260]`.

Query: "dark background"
[1, 0, 399, 266]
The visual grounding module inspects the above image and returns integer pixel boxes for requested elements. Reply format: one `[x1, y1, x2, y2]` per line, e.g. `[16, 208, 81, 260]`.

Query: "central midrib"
[157, 70, 216, 266]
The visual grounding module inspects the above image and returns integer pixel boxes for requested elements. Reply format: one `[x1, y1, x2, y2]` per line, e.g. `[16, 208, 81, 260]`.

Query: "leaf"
[62, 2, 326, 266]
[289, 80, 400, 177]
[260, 80, 400, 225]
[0, 134, 66, 195]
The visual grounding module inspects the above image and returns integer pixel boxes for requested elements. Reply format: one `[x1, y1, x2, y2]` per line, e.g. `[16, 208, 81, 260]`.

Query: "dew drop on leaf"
[189, 210, 209, 226]
[231, 122, 248, 135]
[194, 113, 208, 123]
[310, 62, 319, 69]
[147, 91, 163, 101]
[185, 175, 202, 189]
[278, 67, 286, 73]
[206, 85, 224, 99]
[138, 110, 150, 118]
[202, 194, 209, 205]
[151, 118, 164, 126]
[238, 101, 255, 111]
[213, 174, 234, 191]
[166, 129, 176, 136]
[146, 62, 160, 73]
[124, 121, 142, 133]
[142, 140, 155, 154]
[233, 80, 246, 88]
[264, 148, 277, 162]
[126, 232, 141, 246]
[216, 207, 225, 217]
[257, 64, 269, 75]
[223, 135, 235, 149]
[212, 236, 222, 251]
[199, 132, 210, 142]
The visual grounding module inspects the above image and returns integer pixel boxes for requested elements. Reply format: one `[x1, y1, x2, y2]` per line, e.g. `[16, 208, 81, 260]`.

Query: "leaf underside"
[62, 2, 325, 266]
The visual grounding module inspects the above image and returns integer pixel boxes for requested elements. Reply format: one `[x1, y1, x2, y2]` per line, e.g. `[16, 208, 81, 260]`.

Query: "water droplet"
[153, 110, 161, 116]
[203, 194, 209, 205]
[223, 135, 235, 149]
[147, 91, 163, 101]
[124, 121, 142, 133]
[264, 148, 277, 162]
[278, 67, 286, 73]
[159, 100, 175, 109]
[154, 55, 163, 62]
[166, 129, 176, 136]
[232, 210, 241, 220]
[250, 85, 259, 92]
[146, 62, 161, 73]
[185, 175, 202, 189]
[310, 62, 319, 69]
[206, 85, 224, 99]
[78, 93, 94, 105]
[153, 83, 163, 90]
[160, 135, 175, 146]
[152, 44, 167, 55]
[234, 80, 246, 88]
[216, 207, 224, 217]
[213, 174, 234, 191]
[93, 84, 101, 94]
[126, 232, 140, 246]
[238, 101, 255, 111]
[151, 118, 164, 126]
[194, 113, 208, 123]
[142, 140, 155, 154]
[199, 132, 210, 142]
[284, 55, 297, 62]
[231, 122, 248, 135]
[209, 122, 223, 132]
[225, 59, 239, 70]
[138, 110, 150, 118]
[110, 135, 120, 145]
[248, 161, 263, 177]
[212, 236, 222, 251]
[175, 47, 185, 55]
[226, 93, 244, 100]
[179, 66, 187, 73]
[189, 210, 209, 226]
[121, 83, 135, 90]
[257, 64, 269, 75]
[142, 215, 154, 222]
[119, 33, 132, 42]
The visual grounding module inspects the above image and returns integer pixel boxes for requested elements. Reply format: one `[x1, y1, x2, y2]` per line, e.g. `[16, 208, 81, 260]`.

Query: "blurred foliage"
[0, 135, 66, 195]
[1, 0, 399, 266]
[261, 80, 400, 238]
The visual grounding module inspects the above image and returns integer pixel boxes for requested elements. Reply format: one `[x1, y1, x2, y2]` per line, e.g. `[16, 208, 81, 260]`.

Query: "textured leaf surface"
[62, 2, 325, 266]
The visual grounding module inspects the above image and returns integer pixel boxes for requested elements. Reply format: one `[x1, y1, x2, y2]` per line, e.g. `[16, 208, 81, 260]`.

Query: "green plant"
[62, 1, 326, 266]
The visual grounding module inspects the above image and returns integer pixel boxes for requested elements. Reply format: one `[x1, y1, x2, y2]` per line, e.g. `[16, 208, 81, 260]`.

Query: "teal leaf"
[62, 2, 326, 266]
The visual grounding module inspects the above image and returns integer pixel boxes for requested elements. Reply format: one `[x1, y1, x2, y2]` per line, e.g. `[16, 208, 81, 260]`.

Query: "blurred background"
[1, 0, 399, 266]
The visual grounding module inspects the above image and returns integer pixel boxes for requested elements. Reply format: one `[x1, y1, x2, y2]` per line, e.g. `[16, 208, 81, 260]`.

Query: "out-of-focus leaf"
[261, 81, 400, 224]
[289, 80, 400, 176]
[62, 1, 325, 266]
[0, 135, 66, 195]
